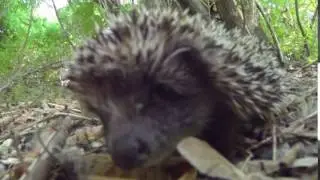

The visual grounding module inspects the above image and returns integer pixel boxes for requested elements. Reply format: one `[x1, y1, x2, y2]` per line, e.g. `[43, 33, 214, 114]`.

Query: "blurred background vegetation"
[0, 0, 318, 105]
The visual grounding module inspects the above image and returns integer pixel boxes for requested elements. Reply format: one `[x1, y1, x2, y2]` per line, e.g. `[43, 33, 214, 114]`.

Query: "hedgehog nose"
[111, 134, 150, 170]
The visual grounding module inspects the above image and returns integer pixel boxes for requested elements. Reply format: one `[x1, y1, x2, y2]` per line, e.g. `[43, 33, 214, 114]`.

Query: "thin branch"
[272, 124, 277, 161]
[0, 1, 35, 93]
[294, 0, 310, 57]
[318, 4, 320, 63]
[10, 131, 24, 163]
[310, 4, 318, 29]
[255, 0, 284, 66]
[19, 119, 73, 180]
[240, 0, 247, 30]
[239, 0, 252, 35]
[16, 6, 33, 63]
[106, 0, 121, 15]
[97, 0, 109, 21]
[51, 0, 75, 48]
[0, 61, 64, 93]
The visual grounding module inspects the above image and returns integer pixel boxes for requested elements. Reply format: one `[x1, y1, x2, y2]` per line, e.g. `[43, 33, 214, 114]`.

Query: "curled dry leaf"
[84, 153, 114, 176]
[83, 153, 173, 180]
[280, 143, 302, 165]
[292, 157, 318, 168]
[236, 160, 280, 175]
[87, 176, 135, 180]
[66, 125, 103, 146]
[177, 168, 197, 180]
[176, 136, 247, 180]
[247, 172, 299, 180]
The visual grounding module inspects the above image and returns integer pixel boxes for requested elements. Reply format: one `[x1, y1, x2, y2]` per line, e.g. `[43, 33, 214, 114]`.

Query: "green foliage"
[59, 1, 106, 41]
[0, 0, 106, 103]
[0, 0, 317, 104]
[118, 3, 134, 13]
[259, 0, 317, 63]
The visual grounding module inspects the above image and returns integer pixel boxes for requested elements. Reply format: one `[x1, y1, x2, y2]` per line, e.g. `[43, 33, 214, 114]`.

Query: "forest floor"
[0, 62, 318, 180]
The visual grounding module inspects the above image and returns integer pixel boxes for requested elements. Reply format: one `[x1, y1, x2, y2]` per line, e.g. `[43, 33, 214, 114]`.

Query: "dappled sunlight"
[34, 0, 68, 22]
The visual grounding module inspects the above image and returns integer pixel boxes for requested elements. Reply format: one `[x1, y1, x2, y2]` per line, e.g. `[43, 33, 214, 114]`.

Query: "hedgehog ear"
[165, 46, 202, 63]
[167, 46, 206, 72]
[166, 46, 210, 84]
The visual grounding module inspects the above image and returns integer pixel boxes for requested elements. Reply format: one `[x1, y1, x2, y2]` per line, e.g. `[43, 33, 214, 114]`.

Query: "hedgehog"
[61, 7, 296, 170]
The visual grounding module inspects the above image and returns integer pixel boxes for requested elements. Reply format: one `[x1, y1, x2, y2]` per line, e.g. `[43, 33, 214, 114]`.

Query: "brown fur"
[62, 7, 296, 170]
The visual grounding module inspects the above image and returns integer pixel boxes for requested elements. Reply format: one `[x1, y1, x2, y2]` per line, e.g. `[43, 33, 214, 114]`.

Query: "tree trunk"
[214, 0, 244, 30]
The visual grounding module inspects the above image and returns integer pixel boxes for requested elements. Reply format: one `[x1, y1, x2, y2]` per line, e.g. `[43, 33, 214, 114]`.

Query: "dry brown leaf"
[280, 143, 302, 165]
[236, 160, 280, 174]
[84, 153, 114, 176]
[177, 168, 197, 180]
[292, 157, 318, 167]
[88, 175, 135, 180]
[247, 173, 299, 180]
[177, 136, 247, 180]
[10, 162, 29, 180]
[84, 153, 173, 180]
[66, 125, 103, 145]
[20, 120, 72, 180]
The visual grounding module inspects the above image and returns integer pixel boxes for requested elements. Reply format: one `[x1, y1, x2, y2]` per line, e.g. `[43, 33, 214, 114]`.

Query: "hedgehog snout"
[109, 130, 151, 170]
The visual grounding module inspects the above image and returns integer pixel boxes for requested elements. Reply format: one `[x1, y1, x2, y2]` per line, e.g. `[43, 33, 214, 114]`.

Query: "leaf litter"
[0, 64, 317, 180]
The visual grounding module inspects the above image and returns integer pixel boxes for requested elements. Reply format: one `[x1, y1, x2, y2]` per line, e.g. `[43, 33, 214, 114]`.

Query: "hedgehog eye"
[153, 84, 183, 101]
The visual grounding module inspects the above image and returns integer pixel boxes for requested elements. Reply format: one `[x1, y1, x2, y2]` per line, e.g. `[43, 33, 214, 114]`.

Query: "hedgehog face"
[63, 6, 294, 171]
[65, 41, 215, 170]
[103, 65, 214, 170]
